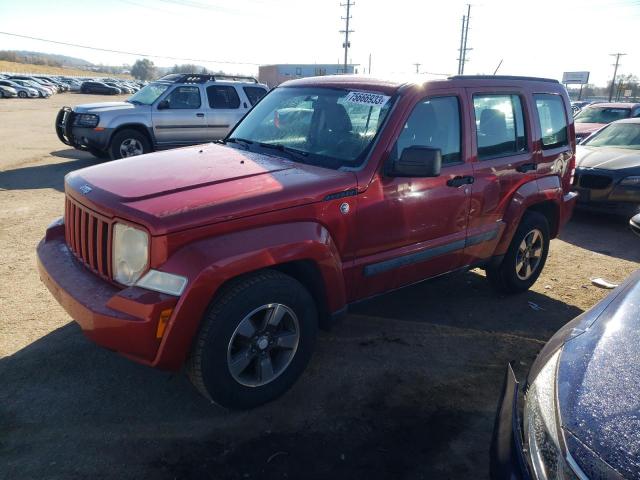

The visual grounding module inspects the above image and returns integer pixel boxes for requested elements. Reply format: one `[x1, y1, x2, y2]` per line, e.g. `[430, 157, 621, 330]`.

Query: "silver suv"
[56, 74, 268, 159]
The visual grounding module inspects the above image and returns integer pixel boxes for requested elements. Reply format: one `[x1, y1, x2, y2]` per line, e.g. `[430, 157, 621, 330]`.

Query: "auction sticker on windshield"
[344, 91, 390, 107]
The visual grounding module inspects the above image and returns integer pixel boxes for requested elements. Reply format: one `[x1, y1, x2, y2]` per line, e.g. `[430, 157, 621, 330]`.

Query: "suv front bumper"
[37, 221, 178, 365]
[55, 107, 112, 151]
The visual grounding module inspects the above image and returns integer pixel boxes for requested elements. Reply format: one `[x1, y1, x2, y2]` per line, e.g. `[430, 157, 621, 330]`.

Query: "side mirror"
[388, 146, 442, 177]
[157, 100, 169, 110]
[630, 213, 640, 238]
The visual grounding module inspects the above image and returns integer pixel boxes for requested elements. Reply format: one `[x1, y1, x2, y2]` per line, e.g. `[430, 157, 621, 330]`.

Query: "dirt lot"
[1, 94, 638, 480]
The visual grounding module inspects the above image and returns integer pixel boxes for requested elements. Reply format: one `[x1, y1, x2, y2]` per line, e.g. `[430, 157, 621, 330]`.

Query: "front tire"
[486, 211, 550, 294]
[18, 91, 27, 98]
[108, 129, 151, 159]
[187, 270, 318, 409]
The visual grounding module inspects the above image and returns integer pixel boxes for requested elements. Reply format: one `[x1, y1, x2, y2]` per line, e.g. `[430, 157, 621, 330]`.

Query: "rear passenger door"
[462, 89, 537, 264]
[205, 85, 249, 139]
[152, 85, 209, 145]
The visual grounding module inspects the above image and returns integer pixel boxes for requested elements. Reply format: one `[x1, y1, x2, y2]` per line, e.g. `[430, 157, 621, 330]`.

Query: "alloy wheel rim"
[516, 228, 544, 280]
[119, 138, 143, 157]
[227, 303, 300, 387]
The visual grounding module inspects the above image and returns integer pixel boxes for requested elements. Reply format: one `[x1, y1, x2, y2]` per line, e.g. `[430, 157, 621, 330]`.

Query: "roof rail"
[158, 73, 259, 84]
[448, 75, 559, 84]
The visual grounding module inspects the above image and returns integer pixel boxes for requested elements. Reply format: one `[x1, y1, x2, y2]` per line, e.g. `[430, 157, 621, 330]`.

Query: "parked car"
[11, 79, 52, 98]
[39, 74, 578, 408]
[491, 264, 640, 480]
[572, 118, 640, 215]
[570, 100, 591, 114]
[56, 73, 268, 159]
[574, 102, 640, 142]
[80, 81, 120, 95]
[9, 75, 57, 94]
[0, 79, 38, 98]
[0, 84, 18, 98]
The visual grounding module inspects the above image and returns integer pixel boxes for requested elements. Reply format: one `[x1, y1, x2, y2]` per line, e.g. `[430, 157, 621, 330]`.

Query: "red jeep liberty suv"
[38, 75, 578, 408]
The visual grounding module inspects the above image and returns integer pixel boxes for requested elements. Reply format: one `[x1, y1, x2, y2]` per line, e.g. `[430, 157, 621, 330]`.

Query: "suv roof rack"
[448, 75, 559, 83]
[158, 73, 259, 84]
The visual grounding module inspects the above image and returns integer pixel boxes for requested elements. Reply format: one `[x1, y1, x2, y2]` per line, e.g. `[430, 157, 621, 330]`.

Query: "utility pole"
[608, 53, 626, 101]
[340, 1, 354, 74]
[368, 53, 371, 75]
[413, 63, 421, 74]
[457, 15, 466, 74]
[459, 4, 472, 74]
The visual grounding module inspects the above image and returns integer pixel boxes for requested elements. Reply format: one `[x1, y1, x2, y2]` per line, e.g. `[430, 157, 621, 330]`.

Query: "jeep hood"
[65, 143, 357, 234]
[576, 145, 640, 171]
[73, 101, 143, 114]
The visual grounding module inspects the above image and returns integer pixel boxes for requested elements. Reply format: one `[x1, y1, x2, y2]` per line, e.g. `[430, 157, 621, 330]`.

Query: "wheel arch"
[150, 222, 346, 369]
[109, 123, 155, 149]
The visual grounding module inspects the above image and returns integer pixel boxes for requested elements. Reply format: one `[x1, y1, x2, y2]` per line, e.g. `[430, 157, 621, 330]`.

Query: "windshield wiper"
[257, 142, 309, 163]
[224, 137, 253, 150]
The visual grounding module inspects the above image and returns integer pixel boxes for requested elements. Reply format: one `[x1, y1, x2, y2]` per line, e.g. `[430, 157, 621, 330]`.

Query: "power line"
[0, 31, 261, 66]
[340, 1, 354, 73]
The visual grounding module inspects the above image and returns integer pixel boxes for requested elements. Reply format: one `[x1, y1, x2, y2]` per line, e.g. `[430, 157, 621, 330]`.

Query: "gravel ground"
[1, 94, 638, 480]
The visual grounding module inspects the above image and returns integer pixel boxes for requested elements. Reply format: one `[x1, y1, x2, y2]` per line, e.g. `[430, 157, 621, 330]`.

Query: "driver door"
[352, 92, 473, 300]
[152, 85, 209, 145]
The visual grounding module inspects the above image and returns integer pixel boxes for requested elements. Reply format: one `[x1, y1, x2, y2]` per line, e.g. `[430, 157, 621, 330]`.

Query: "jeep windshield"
[227, 87, 394, 169]
[127, 82, 170, 105]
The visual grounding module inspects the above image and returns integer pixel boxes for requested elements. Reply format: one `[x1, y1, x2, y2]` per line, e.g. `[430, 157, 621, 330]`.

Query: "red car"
[38, 75, 578, 408]
[574, 102, 640, 143]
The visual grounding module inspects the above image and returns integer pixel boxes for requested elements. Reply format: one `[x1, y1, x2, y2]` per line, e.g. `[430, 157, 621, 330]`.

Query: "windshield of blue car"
[583, 123, 640, 149]
[127, 82, 170, 105]
[574, 106, 631, 124]
[227, 87, 394, 169]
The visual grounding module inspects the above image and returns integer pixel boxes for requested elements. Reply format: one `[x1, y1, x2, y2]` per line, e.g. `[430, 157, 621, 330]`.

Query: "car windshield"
[127, 82, 170, 105]
[584, 123, 640, 149]
[228, 87, 394, 169]
[574, 106, 631, 124]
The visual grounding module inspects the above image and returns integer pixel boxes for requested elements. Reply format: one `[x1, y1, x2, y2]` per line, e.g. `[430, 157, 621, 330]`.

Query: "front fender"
[494, 177, 563, 256]
[151, 222, 346, 369]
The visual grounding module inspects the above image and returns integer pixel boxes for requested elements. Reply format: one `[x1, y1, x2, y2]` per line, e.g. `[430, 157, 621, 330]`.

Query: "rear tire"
[486, 211, 550, 294]
[108, 129, 151, 159]
[18, 91, 27, 98]
[187, 270, 318, 409]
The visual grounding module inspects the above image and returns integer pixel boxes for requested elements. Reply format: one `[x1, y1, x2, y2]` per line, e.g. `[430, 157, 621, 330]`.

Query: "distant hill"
[0, 50, 94, 68]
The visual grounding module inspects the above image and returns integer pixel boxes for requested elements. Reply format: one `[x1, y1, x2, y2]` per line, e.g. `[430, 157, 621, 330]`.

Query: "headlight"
[72, 113, 100, 128]
[136, 270, 188, 296]
[620, 176, 640, 186]
[524, 350, 582, 480]
[112, 223, 149, 286]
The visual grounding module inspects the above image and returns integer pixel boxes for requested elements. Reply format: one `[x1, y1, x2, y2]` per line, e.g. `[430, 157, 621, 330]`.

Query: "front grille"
[578, 174, 613, 190]
[65, 197, 112, 279]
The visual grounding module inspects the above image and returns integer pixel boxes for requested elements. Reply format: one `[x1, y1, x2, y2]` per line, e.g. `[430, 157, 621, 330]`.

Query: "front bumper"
[37, 222, 178, 364]
[55, 107, 112, 151]
[490, 365, 532, 480]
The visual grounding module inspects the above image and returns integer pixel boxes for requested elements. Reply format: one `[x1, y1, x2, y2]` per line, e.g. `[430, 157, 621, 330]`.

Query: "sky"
[0, 0, 638, 86]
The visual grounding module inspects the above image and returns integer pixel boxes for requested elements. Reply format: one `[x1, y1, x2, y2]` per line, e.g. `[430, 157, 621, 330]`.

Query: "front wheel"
[108, 129, 151, 159]
[486, 211, 550, 294]
[187, 270, 318, 409]
[18, 91, 28, 98]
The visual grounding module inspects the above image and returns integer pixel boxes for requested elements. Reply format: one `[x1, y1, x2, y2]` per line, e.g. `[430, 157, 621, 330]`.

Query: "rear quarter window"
[243, 87, 268, 106]
[207, 85, 241, 109]
[534, 94, 568, 149]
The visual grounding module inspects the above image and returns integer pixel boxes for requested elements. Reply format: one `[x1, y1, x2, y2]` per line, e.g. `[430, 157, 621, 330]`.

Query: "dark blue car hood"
[557, 270, 640, 478]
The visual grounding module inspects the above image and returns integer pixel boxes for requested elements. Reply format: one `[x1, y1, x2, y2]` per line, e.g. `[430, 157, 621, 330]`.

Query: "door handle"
[446, 175, 474, 187]
[516, 162, 538, 173]
[196, 113, 204, 117]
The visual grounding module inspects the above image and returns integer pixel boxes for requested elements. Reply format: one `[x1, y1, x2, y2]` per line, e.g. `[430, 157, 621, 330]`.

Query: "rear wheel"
[187, 270, 318, 409]
[108, 129, 151, 159]
[486, 211, 550, 294]
[18, 91, 27, 98]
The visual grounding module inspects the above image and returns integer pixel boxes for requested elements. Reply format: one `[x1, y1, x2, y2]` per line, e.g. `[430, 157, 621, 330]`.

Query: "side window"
[163, 86, 201, 109]
[391, 96, 462, 165]
[206, 85, 241, 109]
[473, 94, 527, 160]
[243, 86, 267, 106]
[534, 94, 568, 149]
